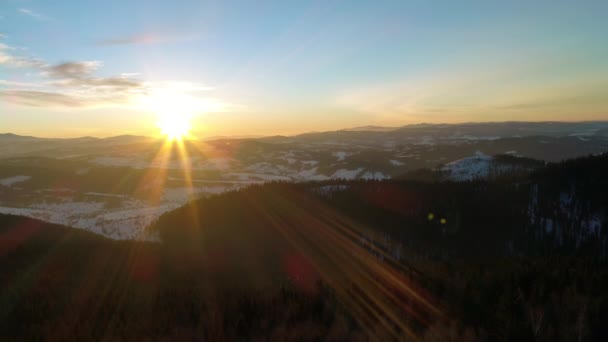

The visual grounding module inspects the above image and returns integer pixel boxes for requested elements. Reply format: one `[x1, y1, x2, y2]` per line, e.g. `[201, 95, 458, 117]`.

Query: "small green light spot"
[427, 213, 434, 221]
[440, 218, 447, 224]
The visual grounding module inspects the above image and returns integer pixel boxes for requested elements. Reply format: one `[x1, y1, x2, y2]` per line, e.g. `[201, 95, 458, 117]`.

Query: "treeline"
[311, 153, 608, 260]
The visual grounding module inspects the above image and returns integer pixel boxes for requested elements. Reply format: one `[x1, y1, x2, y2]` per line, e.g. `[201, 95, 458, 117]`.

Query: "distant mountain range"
[2, 121, 603, 163]
[4, 121, 608, 142]
[341, 125, 400, 132]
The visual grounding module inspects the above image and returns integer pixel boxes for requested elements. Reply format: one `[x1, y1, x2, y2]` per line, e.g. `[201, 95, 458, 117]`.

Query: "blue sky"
[1, 0, 607, 137]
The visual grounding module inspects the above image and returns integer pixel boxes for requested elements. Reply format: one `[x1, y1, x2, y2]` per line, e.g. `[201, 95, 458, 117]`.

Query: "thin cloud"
[97, 33, 200, 46]
[43, 61, 145, 93]
[0, 90, 85, 107]
[45, 61, 102, 79]
[98, 34, 161, 46]
[0, 42, 46, 68]
[51, 75, 143, 91]
[0, 38, 234, 112]
[120, 73, 140, 78]
[494, 103, 547, 110]
[18, 8, 51, 21]
[1, 56, 145, 108]
[0, 88, 143, 108]
[0, 79, 44, 88]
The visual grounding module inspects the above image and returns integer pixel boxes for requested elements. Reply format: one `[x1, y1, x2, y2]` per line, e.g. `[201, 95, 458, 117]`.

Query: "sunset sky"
[1, 0, 607, 138]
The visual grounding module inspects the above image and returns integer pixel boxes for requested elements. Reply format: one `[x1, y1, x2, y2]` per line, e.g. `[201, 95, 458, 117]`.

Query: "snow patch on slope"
[227, 173, 291, 182]
[302, 160, 319, 167]
[312, 185, 350, 197]
[0, 175, 31, 187]
[442, 155, 493, 181]
[0, 184, 240, 240]
[197, 158, 234, 170]
[361, 171, 390, 180]
[332, 151, 352, 161]
[296, 167, 330, 181]
[331, 168, 363, 180]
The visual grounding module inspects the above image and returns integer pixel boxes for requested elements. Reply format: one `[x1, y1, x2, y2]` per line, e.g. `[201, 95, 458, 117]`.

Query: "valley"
[1, 122, 607, 239]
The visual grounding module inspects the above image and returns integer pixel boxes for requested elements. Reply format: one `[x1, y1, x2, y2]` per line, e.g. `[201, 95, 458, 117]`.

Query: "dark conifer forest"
[1, 154, 608, 340]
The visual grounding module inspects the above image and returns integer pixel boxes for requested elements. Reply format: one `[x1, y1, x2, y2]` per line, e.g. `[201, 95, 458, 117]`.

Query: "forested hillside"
[1, 154, 608, 340]
[156, 153, 608, 260]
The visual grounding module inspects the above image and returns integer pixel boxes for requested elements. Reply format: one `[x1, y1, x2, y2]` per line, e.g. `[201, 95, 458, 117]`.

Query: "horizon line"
[2, 119, 608, 140]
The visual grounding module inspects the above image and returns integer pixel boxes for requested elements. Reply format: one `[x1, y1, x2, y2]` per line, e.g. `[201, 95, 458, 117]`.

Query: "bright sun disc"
[157, 113, 191, 140]
[140, 89, 218, 141]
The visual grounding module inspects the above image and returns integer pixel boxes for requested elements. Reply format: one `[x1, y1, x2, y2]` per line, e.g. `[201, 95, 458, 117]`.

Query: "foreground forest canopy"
[1, 154, 608, 340]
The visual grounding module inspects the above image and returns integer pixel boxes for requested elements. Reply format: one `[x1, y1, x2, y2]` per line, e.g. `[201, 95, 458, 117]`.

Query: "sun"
[157, 113, 191, 140]
[139, 86, 224, 141]
[147, 92, 197, 140]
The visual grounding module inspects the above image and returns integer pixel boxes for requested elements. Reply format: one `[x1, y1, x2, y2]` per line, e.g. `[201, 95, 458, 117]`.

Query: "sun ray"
[226, 188, 445, 339]
[175, 139, 202, 236]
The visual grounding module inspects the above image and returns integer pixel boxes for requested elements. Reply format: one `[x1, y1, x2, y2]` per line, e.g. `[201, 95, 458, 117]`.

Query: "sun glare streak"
[135, 139, 173, 205]
[175, 139, 202, 236]
[239, 189, 445, 339]
[122, 132, 200, 239]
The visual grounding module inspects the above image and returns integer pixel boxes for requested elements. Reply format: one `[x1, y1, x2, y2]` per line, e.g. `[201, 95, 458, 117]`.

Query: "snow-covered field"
[0, 202, 177, 240]
[0, 154, 399, 240]
[0, 185, 239, 240]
